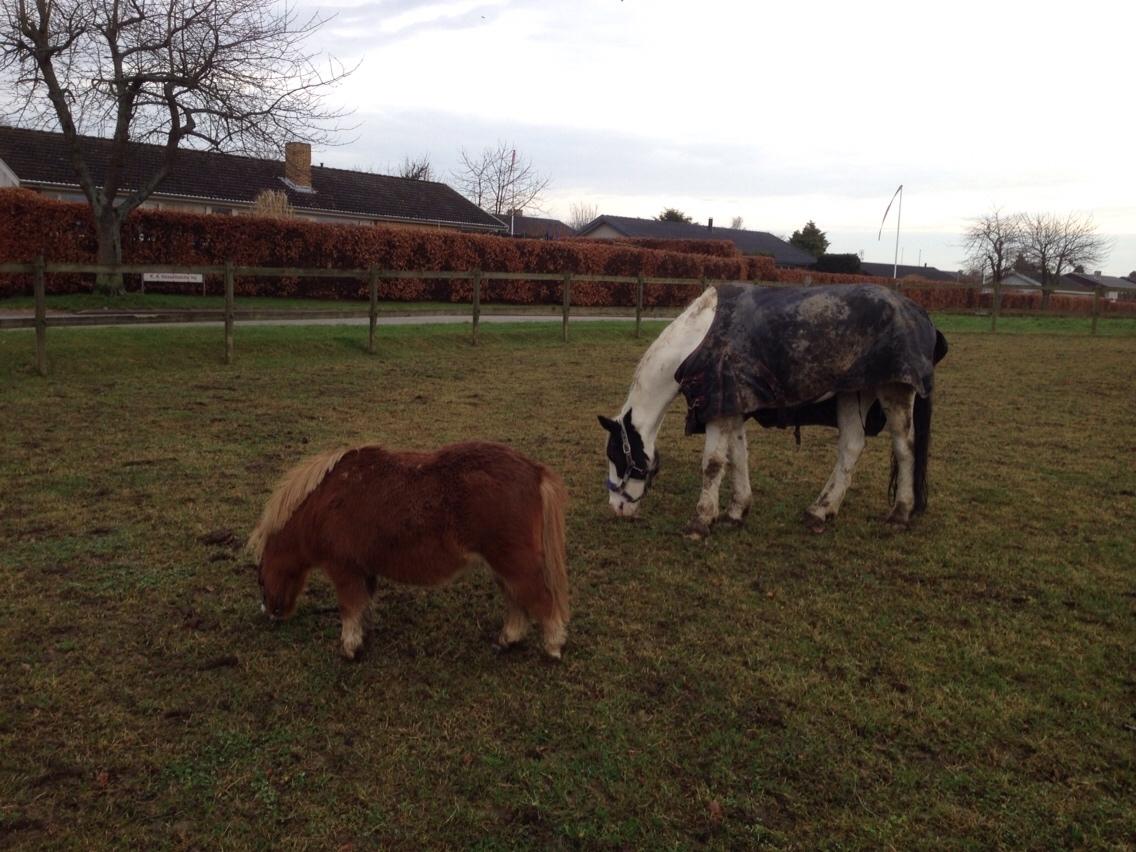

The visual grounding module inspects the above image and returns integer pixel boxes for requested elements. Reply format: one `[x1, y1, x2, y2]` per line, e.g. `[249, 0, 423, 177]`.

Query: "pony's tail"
[912, 391, 934, 515]
[538, 469, 570, 626]
[247, 447, 350, 562]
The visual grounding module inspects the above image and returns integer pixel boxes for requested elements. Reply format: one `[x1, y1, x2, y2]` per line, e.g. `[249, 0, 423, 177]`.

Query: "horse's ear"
[598, 415, 618, 432]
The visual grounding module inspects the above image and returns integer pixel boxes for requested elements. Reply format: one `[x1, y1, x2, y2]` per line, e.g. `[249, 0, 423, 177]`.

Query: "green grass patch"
[1, 321, 1133, 848]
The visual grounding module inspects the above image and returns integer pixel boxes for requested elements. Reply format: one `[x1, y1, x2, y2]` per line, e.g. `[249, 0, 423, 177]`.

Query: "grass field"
[1, 319, 1134, 849]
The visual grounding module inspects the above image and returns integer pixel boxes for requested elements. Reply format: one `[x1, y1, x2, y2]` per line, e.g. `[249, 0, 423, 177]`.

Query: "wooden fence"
[0, 259, 1114, 377]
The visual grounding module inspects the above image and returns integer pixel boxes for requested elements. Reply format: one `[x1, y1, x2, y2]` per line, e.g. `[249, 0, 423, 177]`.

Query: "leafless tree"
[730, 215, 744, 230]
[1051, 213, 1110, 283]
[1, 0, 352, 291]
[451, 142, 549, 216]
[568, 201, 598, 232]
[962, 208, 1022, 286]
[397, 155, 433, 181]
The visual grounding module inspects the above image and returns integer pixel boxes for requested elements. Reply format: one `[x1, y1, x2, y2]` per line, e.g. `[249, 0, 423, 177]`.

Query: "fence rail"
[0, 259, 1114, 377]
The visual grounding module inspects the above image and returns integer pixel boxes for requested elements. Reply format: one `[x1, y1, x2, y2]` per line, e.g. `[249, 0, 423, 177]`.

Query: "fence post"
[471, 269, 482, 346]
[224, 260, 234, 364]
[34, 255, 47, 377]
[991, 279, 1001, 333]
[368, 266, 379, 354]
[635, 274, 644, 338]
[1091, 286, 1100, 336]
[561, 273, 572, 343]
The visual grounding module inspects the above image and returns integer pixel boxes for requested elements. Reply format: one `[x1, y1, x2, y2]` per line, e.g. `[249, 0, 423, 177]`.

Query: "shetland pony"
[248, 441, 569, 659]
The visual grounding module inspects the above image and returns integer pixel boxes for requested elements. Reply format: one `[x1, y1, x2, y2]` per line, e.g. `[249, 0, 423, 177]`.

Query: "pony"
[248, 441, 570, 659]
[600, 282, 948, 538]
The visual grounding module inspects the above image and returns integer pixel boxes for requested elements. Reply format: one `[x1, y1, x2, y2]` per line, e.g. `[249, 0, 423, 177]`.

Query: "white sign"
[142, 272, 203, 283]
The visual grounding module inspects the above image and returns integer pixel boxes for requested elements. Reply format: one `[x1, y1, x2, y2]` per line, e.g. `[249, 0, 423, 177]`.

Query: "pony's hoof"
[885, 513, 910, 530]
[719, 514, 745, 529]
[492, 639, 518, 654]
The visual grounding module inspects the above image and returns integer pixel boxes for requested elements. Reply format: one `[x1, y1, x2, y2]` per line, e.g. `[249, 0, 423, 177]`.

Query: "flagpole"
[893, 185, 903, 279]
[878, 184, 904, 280]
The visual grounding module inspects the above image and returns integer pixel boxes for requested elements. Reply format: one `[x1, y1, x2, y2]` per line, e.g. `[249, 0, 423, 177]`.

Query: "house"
[998, 270, 1043, 289]
[503, 212, 576, 239]
[0, 126, 506, 233]
[859, 261, 959, 282]
[577, 214, 816, 267]
[1064, 271, 1136, 300]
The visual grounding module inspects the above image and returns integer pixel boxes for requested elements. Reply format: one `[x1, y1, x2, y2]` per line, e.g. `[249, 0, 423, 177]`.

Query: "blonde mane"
[247, 447, 352, 562]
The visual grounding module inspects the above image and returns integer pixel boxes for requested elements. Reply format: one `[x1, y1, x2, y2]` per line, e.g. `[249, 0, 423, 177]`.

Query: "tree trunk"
[94, 211, 125, 295]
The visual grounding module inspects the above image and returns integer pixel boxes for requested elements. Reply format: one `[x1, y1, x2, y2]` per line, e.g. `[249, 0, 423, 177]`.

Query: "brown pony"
[247, 441, 570, 660]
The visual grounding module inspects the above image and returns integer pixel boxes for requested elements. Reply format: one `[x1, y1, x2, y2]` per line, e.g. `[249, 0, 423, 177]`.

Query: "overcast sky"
[302, 0, 1133, 274]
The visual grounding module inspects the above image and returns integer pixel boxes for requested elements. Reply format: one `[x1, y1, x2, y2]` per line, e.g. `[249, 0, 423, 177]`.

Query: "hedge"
[3, 189, 1130, 316]
[0, 190, 768, 305]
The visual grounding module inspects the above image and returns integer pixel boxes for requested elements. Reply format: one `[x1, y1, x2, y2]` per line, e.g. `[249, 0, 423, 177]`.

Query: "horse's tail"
[911, 390, 934, 515]
[538, 468, 570, 625]
[247, 447, 351, 562]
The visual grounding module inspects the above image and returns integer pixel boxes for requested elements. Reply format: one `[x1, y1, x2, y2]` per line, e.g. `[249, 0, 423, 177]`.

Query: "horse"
[599, 282, 949, 538]
[247, 441, 570, 660]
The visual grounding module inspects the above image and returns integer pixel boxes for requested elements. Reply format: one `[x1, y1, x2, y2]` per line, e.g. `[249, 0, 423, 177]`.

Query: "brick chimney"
[284, 142, 312, 190]
[708, 217, 714, 230]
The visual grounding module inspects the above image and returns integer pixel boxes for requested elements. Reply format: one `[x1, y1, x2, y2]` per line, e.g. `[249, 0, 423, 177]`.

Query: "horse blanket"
[675, 282, 948, 436]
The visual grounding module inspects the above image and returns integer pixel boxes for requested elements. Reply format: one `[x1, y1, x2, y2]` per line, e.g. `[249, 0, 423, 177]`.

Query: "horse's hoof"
[683, 520, 711, 541]
[885, 514, 910, 530]
[718, 514, 745, 529]
[802, 511, 827, 534]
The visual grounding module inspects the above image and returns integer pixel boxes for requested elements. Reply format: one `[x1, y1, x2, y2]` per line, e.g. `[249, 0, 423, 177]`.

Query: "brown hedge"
[0, 190, 760, 305]
[3, 189, 1130, 315]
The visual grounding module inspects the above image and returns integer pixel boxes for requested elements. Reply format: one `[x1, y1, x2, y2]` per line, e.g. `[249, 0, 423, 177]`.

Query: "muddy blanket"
[675, 283, 948, 435]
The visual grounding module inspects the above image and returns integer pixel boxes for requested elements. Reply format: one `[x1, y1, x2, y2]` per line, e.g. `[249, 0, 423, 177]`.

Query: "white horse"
[599, 283, 947, 538]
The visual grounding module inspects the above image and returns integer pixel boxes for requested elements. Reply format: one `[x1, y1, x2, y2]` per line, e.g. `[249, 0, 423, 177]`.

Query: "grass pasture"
[1, 319, 1134, 849]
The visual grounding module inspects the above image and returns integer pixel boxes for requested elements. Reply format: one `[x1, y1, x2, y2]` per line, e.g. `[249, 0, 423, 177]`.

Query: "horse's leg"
[879, 383, 917, 527]
[489, 549, 566, 659]
[493, 577, 531, 650]
[685, 418, 733, 540]
[804, 393, 868, 532]
[326, 565, 373, 660]
[721, 416, 752, 527]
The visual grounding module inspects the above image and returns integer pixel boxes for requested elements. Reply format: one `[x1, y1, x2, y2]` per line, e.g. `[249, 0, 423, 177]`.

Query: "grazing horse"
[248, 441, 569, 659]
[600, 282, 948, 538]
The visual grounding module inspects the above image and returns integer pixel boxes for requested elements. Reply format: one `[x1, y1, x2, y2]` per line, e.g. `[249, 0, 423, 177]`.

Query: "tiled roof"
[1064, 272, 1136, 291]
[504, 213, 576, 239]
[0, 126, 506, 231]
[578, 214, 817, 266]
[860, 262, 958, 282]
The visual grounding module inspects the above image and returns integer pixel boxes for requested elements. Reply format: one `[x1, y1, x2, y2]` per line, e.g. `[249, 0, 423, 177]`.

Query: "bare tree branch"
[1, 0, 355, 290]
[568, 201, 598, 232]
[962, 208, 1022, 285]
[451, 142, 549, 216]
[397, 154, 433, 181]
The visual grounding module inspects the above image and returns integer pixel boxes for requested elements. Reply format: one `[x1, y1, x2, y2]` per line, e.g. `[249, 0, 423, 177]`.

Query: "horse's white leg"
[805, 393, 868, 531]
[685, 418, 733, 540]
[879, 383, 916, 526]
[722, 417, 752, 526]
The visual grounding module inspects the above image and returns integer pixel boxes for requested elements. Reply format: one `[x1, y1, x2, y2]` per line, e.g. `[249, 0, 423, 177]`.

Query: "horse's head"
[254, 553, 306, 621]
[598, 409, 660, 518]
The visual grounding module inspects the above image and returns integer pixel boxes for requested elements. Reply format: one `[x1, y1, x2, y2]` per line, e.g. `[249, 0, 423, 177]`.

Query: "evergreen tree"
[789, 220, 829, 257]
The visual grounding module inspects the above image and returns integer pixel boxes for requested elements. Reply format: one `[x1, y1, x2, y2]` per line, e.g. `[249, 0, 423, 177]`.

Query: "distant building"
[0, 126, 506, 233]
[577, 214, 816, 267]
[503, 211, 576, 239]
[859, 261, 958, 282]
[1064, 271, 1136, 300]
